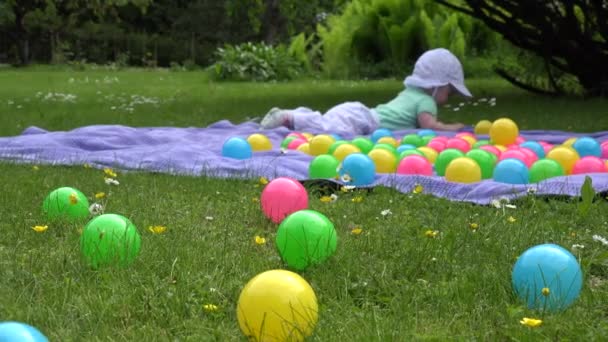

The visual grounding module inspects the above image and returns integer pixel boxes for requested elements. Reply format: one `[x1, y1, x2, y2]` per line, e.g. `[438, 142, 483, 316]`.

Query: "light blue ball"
[339, 153, 376, 186]
[520, 141, 545, 158]
[0, 322, 48, 342]
[512, 244, 583, 311]
[397, 144, 416, 154]
[572, 137, 601, 157]
[370, 128, 393, 143]
[331, 133, 343, 141]
[418, 129, 436, 137]
[221, 137, 252, 160]
[493, 158, 529, 184]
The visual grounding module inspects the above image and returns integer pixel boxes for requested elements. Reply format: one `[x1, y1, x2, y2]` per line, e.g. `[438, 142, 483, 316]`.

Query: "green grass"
[1, 68, 608, 341]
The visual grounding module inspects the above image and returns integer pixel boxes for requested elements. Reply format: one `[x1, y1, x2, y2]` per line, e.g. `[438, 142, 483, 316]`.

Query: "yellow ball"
[416, 146, 438, 164]
[237, 270, 318, 341]
[474, 120, 493, 135]
[494, 145, 507, 152]
[460, 135, 477, 147]
[302, 132, 314, 140]
[367, 149, 397, 173]
[563, 137, 577, 147]
[546, 146, 579, 174]
[333, 144, 361, 161]
[489, 118, 519, 146]
[445, 157, 482, 183]
[309, 135, 336, 156]
[247, 133, 272, 151]
[297, 142, 310, 155]
[376, 136, 399, 148]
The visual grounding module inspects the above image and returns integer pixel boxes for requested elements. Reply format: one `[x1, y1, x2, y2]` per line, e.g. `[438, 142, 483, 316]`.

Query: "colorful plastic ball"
[435, 149, 466, 176]
[261, 178, 308, 224]
[512, 244, 582, 311]
[237, 270, 318, 341]
[247, 133, 273, 151]
[377, 136, 399, 148]
[563, 137, 577, 147]
[397, 144, 416, 154]
[572, 156, 607, 174]
[332, 144, 361, 161]
[515, 136, 526, 144]
[529, 159, 565, 183]
[287, 138, 307, 150]
[445, 138, 471, 153]
[473, 140, 490, 149]
[302, 132, 314, 140]
[601, 141, 608, 158]
[520, 141, 545, 158]
[546, 146, 579, 174]
[421, 135, 433, 146]
[416, 146, 438, 164]
[351, 137, 374, 154]
[80, 214, 141, 269]
[519, 148, 539, 167]
[401, 134, 424, 147]
[396, 155, 433, 175]
[371, 128, 393, 143]
[418, 129, 436, 137]
[445, 157, 482, 183]
[309, 134, 336, 156]
[331, 133, 343, 141]
[281, 136, 298, 149]
[372, 143, 398, 156]
[339, 153, 376, 186]
[499, 149, 528, 166]
[287, 132, 308, 141]
[474, 120, 493, 135]
[0, 322, 48, 342]
[276, 210, 337, 270]
[489, 118, 519, 146]
[368, 149, 398, 173]
[432, 136, 449, 143]
[327, 140, 348, 155]
[297, 143, 310, 154]
[479, 145, 501, 158]
[309, 155, 340, 179]
[493, 158, 529, 184]
[427, 140, 446, 153]
[399, 149, 425, 160]
[222, 137, 252, 160]
[465, 149, 496, 179]
[42, 187, 90, 221]
[572, 137, 601, 157]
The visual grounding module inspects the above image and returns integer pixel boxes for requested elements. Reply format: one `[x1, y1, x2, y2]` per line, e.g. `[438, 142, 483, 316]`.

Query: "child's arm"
[417, 112, 464, 131]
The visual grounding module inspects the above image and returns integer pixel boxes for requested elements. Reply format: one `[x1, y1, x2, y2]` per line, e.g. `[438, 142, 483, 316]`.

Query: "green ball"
[401, 134, 423, 147]
[328, 140, 349, 155]
[309, 154, 340, 179]
[399, 149, 424, 161]
[80, 214, 141, 268]
[529, 159, 565, 183]
[473, 140, 490, 149]
[276, 210, 337, 271]
[42, 187, 90, 221]
[281, 136, 297, 149]
[435, 149, 466, 176]
[466, 149, 496, 179]
[421, 136, 433, 146]
[351, 137, 374, 154]
[373, 143, 398, 156]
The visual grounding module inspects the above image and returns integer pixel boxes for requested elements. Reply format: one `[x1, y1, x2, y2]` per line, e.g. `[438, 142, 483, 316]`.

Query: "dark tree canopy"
[436, 0, 608, 97]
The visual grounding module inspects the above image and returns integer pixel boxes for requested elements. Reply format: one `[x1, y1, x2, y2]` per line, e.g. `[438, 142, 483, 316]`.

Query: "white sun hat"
[404, 48, 472, 97]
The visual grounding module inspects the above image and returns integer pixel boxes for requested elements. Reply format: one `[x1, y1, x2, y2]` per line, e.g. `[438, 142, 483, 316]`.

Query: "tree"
[435, 0, 608, 96]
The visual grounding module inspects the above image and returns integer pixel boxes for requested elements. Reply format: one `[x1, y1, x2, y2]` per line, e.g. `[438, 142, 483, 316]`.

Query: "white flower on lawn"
[479, 98, 487, 102]
[592, 235, 608, 246]
[104, 178, 120, 185]
[381, 209, 392, 216]
[89, 203, 104, 215]
[571, 244, 585, 251]
[342, 185, 355, 191]
[453, 107, 460, 111]
[205, 216, 214, 221]
[330, 194, 338, 201]
[459, 102, 465, 107]
[491, 196, 516, 209]
[527, 187, 538, 194]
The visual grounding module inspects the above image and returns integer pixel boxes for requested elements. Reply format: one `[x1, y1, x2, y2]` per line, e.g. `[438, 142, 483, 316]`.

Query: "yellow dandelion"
[520, 317, 542, 328]
[351, 227, 363, 235]
[413, 184, 423, 194]
[203, 304, 219, 312]
[469, 223, 479, 230]
[351, 196, 364, 203]
[259, 177, 269, 185]
[508, 216, 516, 223]
[95, 192, 106, 199]
[32, 165, 39, 171]
[252, 197, 259, 203]
[542, 287, 550, 296]
[570, 231, 576, 237]
[341, 185, 355, 193]
[255, 236, 266, 245]
[103, 168, 117, 178]
[425, 230, 439, 238]
[320, 196, 333, 203]
[69, 193, 78, 205]
[148, 225, 167, 234]
[32, 225, 48, 233]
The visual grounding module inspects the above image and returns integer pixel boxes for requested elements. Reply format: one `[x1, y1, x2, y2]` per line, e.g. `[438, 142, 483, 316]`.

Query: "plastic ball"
[0, 322, 48, 342]
[351, 137, 374, 154]
[309, 134, 336, 156]
[399, 149, 425, 160]
[474, 120, 493, 135]
[416, 146, 438, 164]
[246, 133, 272, 151]
[520, 141, 545, 158]
[445, 157, 482, 183]
[479, 145, 501, 158]
[515, 136, 526, 144]
[261, 178, 308, 223]
[563, 137, 577, 147]
[473, 140, 490, 149]
[80, 214, 141, 268]
[276, 210, 337, 270]
[371, 128, 393, 143]
[368, 149, 398, 173]
[222, 137, 252, 160]
[397, 144, 416, 154]
[281, 136, 298, 149]
[309, 155, 340, 179]
[546, 146, 579, 174]
[499, 149, 529, 166]
[42, 187, 90, 221]
[572, 137, 601, 157]
[519, 148, 539, 167]
[489, 118, 519, 145]
[418, 129, 436, 137]
[401, 134, 424, 147]
[297, 143, 310, 154]
[287, 132, 308, 141]
[237, 270, 318, 341]
[332, 144, 361, 161]
[396, 155, 433, 175]
[339, 153, 375, 186]
[445, 138, 471, 153]
[512, 244, 582, 311]
[601, 141, 608, 159]
[287, 138, 307, 150]
[421, 135, 433, 146]
[572, 156, 607, 174]
[372, 143, 398, 156]
[331, 134, 343, 141]
[465, 149, 496, 179]
[377, 136, 399, 148]
[302, 132, 314, 140]
[427, 140, 446, 153]
[435, 149, 465, 176]
[327, 140, 348, 155]
[493, 158, 529, 184]
[529, 159, 565, 183]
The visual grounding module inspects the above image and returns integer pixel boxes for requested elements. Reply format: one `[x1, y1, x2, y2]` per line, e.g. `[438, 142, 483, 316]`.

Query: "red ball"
[260, 178, 308, 223]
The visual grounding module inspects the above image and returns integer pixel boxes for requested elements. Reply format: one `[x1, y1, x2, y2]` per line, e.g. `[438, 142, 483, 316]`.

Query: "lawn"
[1, 67, 607, 341]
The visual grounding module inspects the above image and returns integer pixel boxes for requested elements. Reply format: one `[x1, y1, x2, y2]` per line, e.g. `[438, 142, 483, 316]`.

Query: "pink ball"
[572, 156, 607, 174]
[515, 136, 526, 144]
[427, 140, 446, 152]
[499, 149, 528, 166]
[431, 136, 449, 143]
[519, 147, 539, 167]
[397, 155, 433, 175]
[542, 144, 554, 155]
[287, 138, 307, 150]
[287, 132, 307, 141]
[445, 138, 471, 153]
[260, 177, 308, 223]
[507, 144, 520, 149]
[479, 145, 501, 157]
[601, 141, 608, 158]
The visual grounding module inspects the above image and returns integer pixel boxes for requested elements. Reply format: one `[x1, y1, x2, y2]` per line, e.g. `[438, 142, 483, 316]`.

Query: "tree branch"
[494, 67, 561, 96]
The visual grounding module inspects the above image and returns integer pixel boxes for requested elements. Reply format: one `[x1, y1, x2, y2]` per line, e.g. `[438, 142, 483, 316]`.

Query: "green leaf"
[578, 176, 595, 216]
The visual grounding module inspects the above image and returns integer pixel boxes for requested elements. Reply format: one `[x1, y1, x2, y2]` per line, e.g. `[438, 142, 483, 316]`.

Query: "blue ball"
[0, 322, 48, 342]
[221, 137, 252, 160]
[370, 128, 393, 143]
[520, 141, 545, 158]
[572, 137, 601, 157]
[339, 153, 376, 186]
[512, 244, 583, 311]
[331, 133, 343, 141]
[418, 129, 436, 137]
[493, 158, 529, 184]
[396, 144, 416, 154]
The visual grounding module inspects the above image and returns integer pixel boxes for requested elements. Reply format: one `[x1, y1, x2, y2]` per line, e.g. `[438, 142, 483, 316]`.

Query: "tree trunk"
[263, 0, 283, 44]
[14, 8, 30, 65]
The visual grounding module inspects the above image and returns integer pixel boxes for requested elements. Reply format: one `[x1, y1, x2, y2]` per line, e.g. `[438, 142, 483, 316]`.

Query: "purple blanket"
[1, 120, 608, 205]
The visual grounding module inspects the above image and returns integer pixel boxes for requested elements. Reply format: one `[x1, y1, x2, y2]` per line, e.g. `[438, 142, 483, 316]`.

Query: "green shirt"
[374, 86, 438, 130]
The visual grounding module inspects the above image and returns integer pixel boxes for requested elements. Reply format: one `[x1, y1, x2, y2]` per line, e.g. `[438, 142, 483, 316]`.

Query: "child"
[260, 48, 471, 135]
